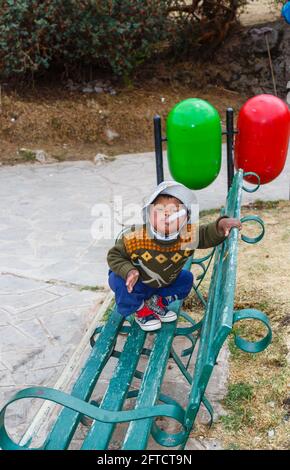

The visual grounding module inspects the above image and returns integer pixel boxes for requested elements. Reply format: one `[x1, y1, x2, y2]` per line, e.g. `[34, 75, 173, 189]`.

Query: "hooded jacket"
[107, 181, 229, 288]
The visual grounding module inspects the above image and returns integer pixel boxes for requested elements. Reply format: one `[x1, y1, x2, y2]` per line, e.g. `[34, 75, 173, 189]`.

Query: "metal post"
[154, 115, 164, 184]
[226, 108, 235, 192]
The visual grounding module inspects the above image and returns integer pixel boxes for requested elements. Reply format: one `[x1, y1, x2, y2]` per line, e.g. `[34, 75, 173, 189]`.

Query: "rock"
[18, 148, 56, 164]
[108, 87, 117, 96]
[248, 26, 280, 54]
[252, 86, 266, 95]
[105, 128, 119, 142]
[254, 62, 264, 73]
[231, 63, 243, 74]
[216, 70, 232, 84]
[238, 74, 250, 90]
[66, 79, 115, 95]
[82, 86, 94, 93]
[94, 86, 104, 94]
[94, 153, 107, 165]
[65, 79, 80, 91]
[268, 429, 275, 439]
[92, 80, 107, 88]
[36, 150, 57, 164]
[35, 150, 48, 163]
[93, 153, 116, 165]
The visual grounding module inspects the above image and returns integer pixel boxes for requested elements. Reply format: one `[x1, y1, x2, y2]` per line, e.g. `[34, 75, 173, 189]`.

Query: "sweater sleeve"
[197, 215, 229, 249]
[107, 237, 136, 280]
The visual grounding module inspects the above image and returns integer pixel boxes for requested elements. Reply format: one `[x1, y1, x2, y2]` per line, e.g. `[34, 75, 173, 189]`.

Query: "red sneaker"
[135, 303, 161, 331]
[147, 295, 177, 323]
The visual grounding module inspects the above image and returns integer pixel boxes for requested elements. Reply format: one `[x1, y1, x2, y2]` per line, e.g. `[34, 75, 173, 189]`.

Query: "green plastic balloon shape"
[166, 98, 222, 189]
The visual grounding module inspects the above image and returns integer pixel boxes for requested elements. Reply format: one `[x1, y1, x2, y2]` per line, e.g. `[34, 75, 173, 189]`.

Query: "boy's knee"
[181, 271, 194, 297]
[181, 269, 194, 286]
[108, 271, 126, 292]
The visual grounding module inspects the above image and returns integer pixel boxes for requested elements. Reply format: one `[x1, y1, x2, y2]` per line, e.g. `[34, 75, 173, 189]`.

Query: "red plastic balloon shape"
[235, 94, 290, 184]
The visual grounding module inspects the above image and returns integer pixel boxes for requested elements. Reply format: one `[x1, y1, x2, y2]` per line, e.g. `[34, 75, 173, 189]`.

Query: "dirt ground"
[185, 200, 290, 450]
[0, 82, 247, 166]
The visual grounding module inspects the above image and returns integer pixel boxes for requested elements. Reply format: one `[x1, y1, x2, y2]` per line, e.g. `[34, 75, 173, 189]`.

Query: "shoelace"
[136, 305, 160, 320]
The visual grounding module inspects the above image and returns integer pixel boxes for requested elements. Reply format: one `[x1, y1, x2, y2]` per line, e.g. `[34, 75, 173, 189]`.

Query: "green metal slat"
[205, 243, 225, 363]
[218, 170, 243, 333]
[210, 176, 243, 354]
[122, 322, 176, 450]
[182, 248, 223, 429]
[183, 170, 244, 432]
[44, 307, 123, 450]
[81, 322, 146, 450]
[210, 171, 243, 352]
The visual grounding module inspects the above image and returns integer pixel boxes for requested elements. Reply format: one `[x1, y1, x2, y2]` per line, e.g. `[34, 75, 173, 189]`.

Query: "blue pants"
[108, 269, 193, 317]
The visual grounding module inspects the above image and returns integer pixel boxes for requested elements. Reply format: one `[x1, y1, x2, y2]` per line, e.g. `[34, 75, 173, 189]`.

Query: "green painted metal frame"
[0, 169, 272, 450]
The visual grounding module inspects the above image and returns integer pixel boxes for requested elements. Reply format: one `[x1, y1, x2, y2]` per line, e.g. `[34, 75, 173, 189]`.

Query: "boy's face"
[149, 195, 187, 236]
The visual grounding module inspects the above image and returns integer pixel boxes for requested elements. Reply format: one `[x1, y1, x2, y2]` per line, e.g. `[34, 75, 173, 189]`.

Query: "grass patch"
[215, 327, 289, 448]
[246, 199, 282, 210]
[196, 200, 283, 219]
[224, 382, 254, 407]
[226, 442, 240, 450]
[199, 207, 220, 218]
[79, 285, 103, 292]
[220, 383, 254, 432]
[18, 148, 36, 161]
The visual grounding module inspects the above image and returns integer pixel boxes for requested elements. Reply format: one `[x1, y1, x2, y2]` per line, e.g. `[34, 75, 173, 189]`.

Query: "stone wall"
[211, 20, 289, 98]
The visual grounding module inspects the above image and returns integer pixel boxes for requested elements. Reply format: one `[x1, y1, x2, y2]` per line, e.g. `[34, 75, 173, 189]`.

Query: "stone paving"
[0, 145, 289, 449]
[0, 274, 106, 444]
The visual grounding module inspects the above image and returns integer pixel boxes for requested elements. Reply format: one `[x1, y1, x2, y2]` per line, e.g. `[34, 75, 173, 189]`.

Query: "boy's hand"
[217, 217, 242, 237]
[126, 269, 139, 293]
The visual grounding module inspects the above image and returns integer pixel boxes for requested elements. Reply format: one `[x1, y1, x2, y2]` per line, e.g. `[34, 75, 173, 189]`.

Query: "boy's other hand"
[126, 269, 139, 293]
[217, 217, 242, 237]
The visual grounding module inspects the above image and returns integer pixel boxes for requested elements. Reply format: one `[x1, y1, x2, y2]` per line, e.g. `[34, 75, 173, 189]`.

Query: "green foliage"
[0, 0, 172, 79]
[0, 1, 246, 80]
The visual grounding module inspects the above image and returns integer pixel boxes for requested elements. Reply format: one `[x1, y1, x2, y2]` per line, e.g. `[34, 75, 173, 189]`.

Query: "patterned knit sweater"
[107, 216, 228, 288]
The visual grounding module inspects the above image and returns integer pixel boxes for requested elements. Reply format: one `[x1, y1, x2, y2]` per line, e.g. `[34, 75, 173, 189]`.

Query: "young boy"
[107, 180, 242, 331]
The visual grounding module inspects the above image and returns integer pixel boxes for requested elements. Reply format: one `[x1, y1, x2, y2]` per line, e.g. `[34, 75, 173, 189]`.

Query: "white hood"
[142, 180, 199, 242]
